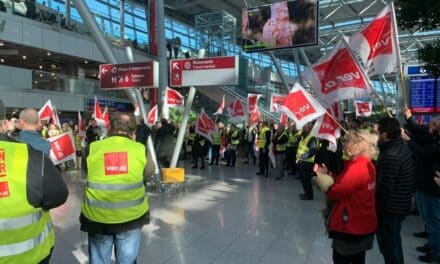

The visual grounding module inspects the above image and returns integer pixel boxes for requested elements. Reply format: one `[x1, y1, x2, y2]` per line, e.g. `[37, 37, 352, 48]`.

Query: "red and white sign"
[170, 56, 239, 87]
[349, 4, 400, 76]
[38, 100, 54, 121]
[166, 87, 184, 107]
[227, 99, 246, 124]
[51, 105, 61, 128]
[104, 152, 128, 175]
[249, 110, 261, 125]
[270, 94, 286, 112]
[0, 181, 10, 198]
[213, 94, 225, 116]
[100, 61, 159, 90]
[279, 82, 326, 128]
[94, 96, 108, 130]
[48, 132, 76, 165]
[247, 93, 262, 114]
[147, 105, 158, 127]
[355, 101, 373, 117]
[196, 110, 218, 142]
[304, 39, 373, 106]
[311, 110, 341, 152]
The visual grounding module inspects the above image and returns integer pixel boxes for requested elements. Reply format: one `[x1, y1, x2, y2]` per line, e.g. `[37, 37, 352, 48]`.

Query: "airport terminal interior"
[0, 0, 439, 263]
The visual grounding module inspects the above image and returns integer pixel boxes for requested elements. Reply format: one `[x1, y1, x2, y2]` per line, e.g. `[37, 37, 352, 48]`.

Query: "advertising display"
[170, 56, 239, 87]
[410, 76, 435, 113]
[242, 0, 318, 52]
[100, 61, 159, 90]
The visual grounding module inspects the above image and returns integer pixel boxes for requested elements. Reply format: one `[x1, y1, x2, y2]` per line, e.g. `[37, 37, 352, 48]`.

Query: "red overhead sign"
[170, 56, 239, 87]
[100, 61, 159, 90]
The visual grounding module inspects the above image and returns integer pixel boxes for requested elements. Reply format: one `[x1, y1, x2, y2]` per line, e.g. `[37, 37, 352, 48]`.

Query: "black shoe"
[192, 165, 198, 169]
[414, 231, 428, 238]
[256, 172, 264, 175]
[418, 254, 440, 263]
[225, 164, 230, 167]
[244, 161, 249, 164]
[200, 166, 205, 169]
[288, 172, 295, 176]
[231, 165, 235, 167]
[208, 162, 213, 165]
[275, 177, 282, 181]
[417, 245, 432, 254]
[299, 193, 313, 200]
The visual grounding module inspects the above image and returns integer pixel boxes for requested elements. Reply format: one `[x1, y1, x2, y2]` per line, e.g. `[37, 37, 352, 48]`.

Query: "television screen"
[242, 0, 318, 52]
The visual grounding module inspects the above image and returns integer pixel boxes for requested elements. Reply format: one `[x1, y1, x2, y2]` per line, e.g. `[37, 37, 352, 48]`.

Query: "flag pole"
[325, 110, 349, 135]
[390, 2, 408, 108]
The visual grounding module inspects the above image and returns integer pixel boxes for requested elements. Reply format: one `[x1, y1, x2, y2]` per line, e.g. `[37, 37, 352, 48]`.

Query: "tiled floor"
[50, 161, 424, 264]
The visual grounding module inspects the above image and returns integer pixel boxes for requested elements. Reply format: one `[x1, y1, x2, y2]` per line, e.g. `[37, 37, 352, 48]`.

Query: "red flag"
[227, 99, 246, 123]
[102, 106, 110, 129]
[196, 109, 218, 142]
[213, 94, 225, 116]
[249, 110, 261, 125]
[48, 132, 76, 165]
[78, 111, 86, 137]
[147, 105, 158, 127]
[247, 93, 262, 114]
[166, 87, 184, 107]
[279, 82, 326, 128]
[349, 4, 400, 76]
[355, 101, 373, 117]
[304, 39, 373, 106]
[270, 94, 286, 112]
[38, 100, 54, 121]
[94, 96, 104, 120]
[51, 105, 61, 128]
[311, 110, 341, 152]
[280, 113, 287, 126]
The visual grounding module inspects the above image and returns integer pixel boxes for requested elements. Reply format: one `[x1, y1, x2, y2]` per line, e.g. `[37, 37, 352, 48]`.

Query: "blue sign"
[407, 66, 428, 76]
[86, 98, 134, 113]
[410, 76, 435, 113]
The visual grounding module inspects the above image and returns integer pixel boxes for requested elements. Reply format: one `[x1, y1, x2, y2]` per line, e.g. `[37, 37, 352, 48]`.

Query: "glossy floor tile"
[50, 160, 424, 264]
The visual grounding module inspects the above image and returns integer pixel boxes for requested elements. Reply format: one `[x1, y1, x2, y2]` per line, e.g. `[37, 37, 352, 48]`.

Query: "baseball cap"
[0, 99, 5, 120]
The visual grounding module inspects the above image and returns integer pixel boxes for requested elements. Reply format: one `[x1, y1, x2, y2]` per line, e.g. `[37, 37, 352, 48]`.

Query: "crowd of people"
[1, 97, 440, 263]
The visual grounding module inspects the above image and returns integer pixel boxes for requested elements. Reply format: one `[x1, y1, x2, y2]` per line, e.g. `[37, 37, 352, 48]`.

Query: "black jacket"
[405, 117, 440, 196]
[376, 138, 414, 214]
[0, 134, 68, 211]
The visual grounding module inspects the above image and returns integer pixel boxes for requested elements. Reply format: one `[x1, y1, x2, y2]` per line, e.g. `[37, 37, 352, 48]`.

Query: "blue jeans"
[88, 228, 142, 264]
[421, 193, 440, 257]
[376, 211, 405, 264]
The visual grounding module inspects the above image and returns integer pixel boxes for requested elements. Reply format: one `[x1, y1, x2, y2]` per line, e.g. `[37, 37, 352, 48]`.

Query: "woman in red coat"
[314, 130, 378, 264]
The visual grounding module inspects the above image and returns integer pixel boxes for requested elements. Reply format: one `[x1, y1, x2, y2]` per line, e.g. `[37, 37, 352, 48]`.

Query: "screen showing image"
[242, 0, 318, 52]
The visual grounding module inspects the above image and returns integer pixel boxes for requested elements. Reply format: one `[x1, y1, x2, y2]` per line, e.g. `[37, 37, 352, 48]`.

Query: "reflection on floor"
[50, 161, 423, 264]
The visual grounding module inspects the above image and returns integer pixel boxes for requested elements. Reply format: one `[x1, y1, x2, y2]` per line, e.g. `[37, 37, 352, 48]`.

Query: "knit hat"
[0, 99, 5, 120]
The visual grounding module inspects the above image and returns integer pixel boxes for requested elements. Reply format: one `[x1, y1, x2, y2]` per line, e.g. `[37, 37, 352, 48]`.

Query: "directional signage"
[100, 61, 158, 90]
[169, 56, 239, 87]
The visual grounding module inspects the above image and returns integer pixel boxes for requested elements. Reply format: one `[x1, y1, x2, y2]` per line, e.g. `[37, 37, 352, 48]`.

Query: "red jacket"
[327, 155, 377, 235]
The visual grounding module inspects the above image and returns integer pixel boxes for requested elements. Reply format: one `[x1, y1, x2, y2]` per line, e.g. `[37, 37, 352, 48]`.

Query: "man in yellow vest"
[273, 123, 288, 181]
[257, 121, 271, 177]
[286, 122, 302, 176]
[210, 123, 223, 165]
[226, 124, 240, 167]
[296, 122, 319, 200]
[81, 113, 155, 264]
[0, 99, 68, 264]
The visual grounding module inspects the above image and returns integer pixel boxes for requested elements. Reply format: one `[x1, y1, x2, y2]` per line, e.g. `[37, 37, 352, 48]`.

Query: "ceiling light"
[39, 73, 43, 77]
[34, 81, 38, 84]
[47, 52, 51, 56]
[22, 55, 27, 60]
[84, 60, 88, 64]
[0, 58, 4, 63]
[0, 42, 4, 46]
[39, 65, 43, 69]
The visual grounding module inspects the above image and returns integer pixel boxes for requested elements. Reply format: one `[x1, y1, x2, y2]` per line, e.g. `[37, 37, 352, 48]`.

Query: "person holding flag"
[225, 124, 240, 167]
[256, 121, 271, 177]
[296, 122, 320, 200]
[272, 123, 289, 181]
[210, 122, 223, 166]
[18, 108, 51, 156]
[285, 122, 302, 176]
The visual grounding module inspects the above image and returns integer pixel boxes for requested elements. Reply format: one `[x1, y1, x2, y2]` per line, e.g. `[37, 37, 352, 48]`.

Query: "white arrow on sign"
[172, 62, 179, 70]
[101, 67, 108, 74]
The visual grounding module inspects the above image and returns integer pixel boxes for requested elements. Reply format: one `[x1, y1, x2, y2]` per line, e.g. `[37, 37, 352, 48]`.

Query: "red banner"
[48, 132, 76, 165]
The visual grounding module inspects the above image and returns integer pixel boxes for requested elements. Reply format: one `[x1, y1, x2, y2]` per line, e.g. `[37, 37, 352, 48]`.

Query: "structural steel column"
[155, 0, 169, 119]
[120, 0, 125, 43]
[65, 0, 70, 26]
[293, 49, 303, 87]
[269, 52, 290, 93]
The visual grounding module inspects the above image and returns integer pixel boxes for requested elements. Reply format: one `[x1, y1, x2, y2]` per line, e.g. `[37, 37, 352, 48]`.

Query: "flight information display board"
[410, 76, 435, 113]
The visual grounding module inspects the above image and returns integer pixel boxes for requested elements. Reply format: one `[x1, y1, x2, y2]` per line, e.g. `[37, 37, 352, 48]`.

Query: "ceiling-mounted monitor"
[242, 0, 318, 52]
